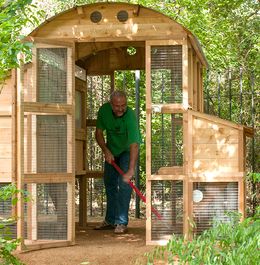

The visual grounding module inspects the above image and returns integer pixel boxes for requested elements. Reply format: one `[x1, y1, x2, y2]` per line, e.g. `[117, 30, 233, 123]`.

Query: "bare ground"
[16, 219, 155, 265]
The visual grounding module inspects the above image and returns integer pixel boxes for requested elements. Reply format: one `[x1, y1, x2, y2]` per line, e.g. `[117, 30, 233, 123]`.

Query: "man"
[94, 90, 140, 234]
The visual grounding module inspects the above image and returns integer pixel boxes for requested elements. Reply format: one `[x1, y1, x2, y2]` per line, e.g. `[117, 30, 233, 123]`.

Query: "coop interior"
[0, 37, 253, 249]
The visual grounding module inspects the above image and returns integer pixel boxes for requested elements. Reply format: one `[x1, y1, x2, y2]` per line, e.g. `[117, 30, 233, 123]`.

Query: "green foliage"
[0, 184, 27, 265]
[147, 211, 260, 265]
[0, 0, 43, 84]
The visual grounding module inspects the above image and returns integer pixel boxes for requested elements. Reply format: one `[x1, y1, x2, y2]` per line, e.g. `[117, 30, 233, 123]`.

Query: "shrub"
[148, 210, 260, 265]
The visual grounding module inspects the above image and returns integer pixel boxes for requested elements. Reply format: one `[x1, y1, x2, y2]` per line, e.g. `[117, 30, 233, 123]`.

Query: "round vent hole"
[90, 11, 102, 23]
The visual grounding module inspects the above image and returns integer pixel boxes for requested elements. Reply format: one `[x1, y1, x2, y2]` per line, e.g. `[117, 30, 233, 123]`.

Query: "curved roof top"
[29, 2, 208, 67]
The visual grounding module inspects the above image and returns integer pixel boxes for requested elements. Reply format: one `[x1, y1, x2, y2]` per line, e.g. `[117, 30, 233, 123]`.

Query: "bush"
[0, 184, 26, 265]
[147, 210, 260, 265]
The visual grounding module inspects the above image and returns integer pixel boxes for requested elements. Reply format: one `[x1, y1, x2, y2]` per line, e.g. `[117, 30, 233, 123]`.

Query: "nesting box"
[0, 2, 253, 250]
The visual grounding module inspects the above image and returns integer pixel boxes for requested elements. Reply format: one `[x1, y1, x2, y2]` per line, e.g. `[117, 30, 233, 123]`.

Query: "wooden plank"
[238, 178, 245, 219]
[188, 48, 194, 108]
[78, 177, 87, 228]
[23, 102, 73, 115]
[24, 173, 73, 183]
[238, 129, 245, 172]
[146, 180, 152, 243]
[16, 54, 25, 250]
[157, 166, 183, 175]
[23, 240, 74, 251]
[148, 175, 185, 180]
[193, 129, 238, 144]
[75, 129, 86, 140]
[150, 104, 187, 113]
[190, 110, 242, 130]
[76, 140, 84, 172]
[190, 173, 244, 182]
[0, 159, 12, 172]
[182, 40, 189, 108]
[0, 144, 12, 158]
[193, 55, 198, 110]
[146, 39, 184, 46]
[26, 37, 74, 47]
[0, 173, 12, 182]
[192, 159, 238, 173]
[0, 117, 12, 128]
[193, 143, 239, 159]
[0, 129, 12, 143]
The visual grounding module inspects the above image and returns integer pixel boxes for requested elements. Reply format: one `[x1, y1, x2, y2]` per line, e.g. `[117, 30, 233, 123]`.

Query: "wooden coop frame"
[0, 2, 253, 250]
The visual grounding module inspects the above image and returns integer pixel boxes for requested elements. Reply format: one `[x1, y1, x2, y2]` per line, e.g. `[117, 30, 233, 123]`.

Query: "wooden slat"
[150, 104, 187, 113]
[193, 144, 238, 159]
[85, 171, 103, 179]
[0, 172, 12, 182]
[192, 159, 238, 173]
[0, 144, 12, 158]
[24, 173, 74, 183]
[148, 175, 185, 180]
[157, 166, 183, 175]
[188, 47, 194, 108]
[190, 110, 242, 130]
[23, 240, 74, 252]
[16, 54, 25, 250]
[0, 128, 12, 143]
[182, 39, 189, 108]
[238, 129, 245, 172]
[238, 178, 245, 219]
[23, 102, 72, 115]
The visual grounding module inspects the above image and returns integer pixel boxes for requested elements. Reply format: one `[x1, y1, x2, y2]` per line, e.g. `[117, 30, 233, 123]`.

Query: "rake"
[111, 160, 162, 220]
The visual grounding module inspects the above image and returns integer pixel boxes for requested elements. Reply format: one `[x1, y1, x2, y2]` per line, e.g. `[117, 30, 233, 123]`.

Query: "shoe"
[114, 224, 128, 234]
[94, 220, 115, 230]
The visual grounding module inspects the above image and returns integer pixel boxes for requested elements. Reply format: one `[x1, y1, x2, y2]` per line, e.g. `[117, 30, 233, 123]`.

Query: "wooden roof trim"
[28, 3, 208, 66]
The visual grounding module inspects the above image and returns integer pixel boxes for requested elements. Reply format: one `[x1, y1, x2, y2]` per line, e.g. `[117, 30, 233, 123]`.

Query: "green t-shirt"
[96, 102, 140, 156]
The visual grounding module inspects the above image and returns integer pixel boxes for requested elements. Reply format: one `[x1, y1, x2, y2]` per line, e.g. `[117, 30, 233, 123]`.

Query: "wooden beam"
[23, 102, 73, 115]
[24, 173, 74, 183]
[182, 39, 189, 108]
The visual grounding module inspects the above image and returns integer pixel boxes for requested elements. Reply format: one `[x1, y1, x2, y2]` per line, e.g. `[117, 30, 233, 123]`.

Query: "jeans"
[104, 151, 132, 226]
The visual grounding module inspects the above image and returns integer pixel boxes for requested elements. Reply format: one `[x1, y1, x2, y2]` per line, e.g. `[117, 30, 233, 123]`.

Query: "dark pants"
[104, 152, 132, 226]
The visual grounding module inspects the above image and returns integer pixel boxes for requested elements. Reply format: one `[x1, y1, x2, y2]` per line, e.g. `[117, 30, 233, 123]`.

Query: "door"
[17, 39, 75, 250]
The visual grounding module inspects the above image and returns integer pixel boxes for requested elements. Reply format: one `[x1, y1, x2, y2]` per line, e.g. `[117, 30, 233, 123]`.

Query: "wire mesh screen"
[151, 180, 183, 240]
[86, 127, 103, 171]
[24, 183, 68, 241]
[151, 114, 183, 174]
[87, 178, 106, 218]
[37, 48, 67, 103]
[151, 45, 182, 104]
[75, 90, 83, 129]
[0, 184, 17, 239]
[193, 182, 238, 235]
[37, 116, 67, 173]
[86, 75, 111, 119]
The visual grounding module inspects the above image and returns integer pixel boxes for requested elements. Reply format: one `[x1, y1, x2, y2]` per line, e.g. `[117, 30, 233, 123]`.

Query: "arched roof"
[28, 2, 208, 67]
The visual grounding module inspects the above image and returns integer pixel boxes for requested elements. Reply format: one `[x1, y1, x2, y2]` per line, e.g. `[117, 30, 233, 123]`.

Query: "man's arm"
[95, 128, 114, 164]
[123, 143, 139, 181]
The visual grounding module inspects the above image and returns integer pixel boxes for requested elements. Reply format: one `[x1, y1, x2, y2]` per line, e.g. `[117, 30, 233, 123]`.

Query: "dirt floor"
[16, 219, 156, 265]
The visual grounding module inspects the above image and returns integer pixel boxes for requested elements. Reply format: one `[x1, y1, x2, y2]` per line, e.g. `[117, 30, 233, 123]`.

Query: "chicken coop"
[0, 2, 253, 249]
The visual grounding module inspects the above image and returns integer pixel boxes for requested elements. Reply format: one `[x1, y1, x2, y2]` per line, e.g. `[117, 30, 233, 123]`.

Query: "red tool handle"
[111, 160, 162, 220]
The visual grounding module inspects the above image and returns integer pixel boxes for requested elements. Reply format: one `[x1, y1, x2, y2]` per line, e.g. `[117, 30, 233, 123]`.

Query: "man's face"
[111, 96, 127, 117]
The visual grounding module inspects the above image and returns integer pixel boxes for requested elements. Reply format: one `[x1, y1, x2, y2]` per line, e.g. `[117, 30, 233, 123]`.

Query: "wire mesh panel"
[86, 75, 111, 119]
[37, 115, 67, 173]
[24, 183, 68, 241]
[86, 127, 103, 171]
[87, 178, 106, 218]
[151, 180, 183, 240]
[151, 45, 182, 104]
[24, 114, 68, 174]
[37, 48, 67, 103]
[193, 182, 238, 235]
[0, 184, 17, 239]
[151, 114, 183, 174]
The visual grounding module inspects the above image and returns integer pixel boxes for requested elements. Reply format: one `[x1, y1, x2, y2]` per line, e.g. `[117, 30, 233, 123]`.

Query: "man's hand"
[104, 149, 114, 164]
[123, 168, 135, 182]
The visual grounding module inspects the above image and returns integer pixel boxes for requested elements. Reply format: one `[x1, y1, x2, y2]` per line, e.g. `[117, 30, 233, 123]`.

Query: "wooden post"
[16, 53, 25, 250]
[182, 39, 189, 109]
